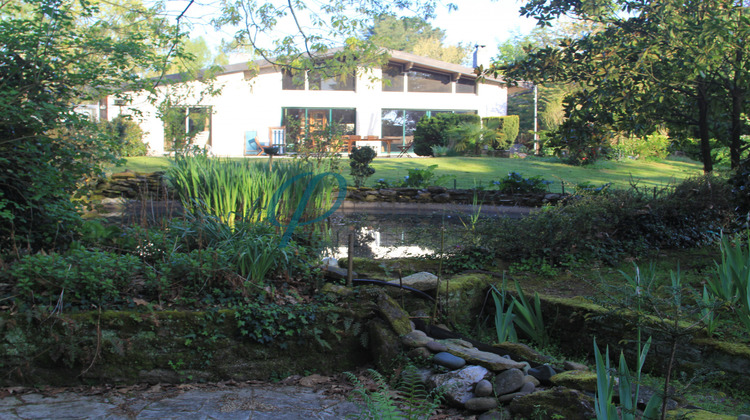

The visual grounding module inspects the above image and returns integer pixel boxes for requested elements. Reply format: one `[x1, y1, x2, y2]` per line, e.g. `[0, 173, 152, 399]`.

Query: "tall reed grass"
[167, 156, 340, 230]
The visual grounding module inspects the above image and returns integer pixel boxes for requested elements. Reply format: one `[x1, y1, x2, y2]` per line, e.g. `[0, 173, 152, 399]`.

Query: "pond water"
[321, 203, 529, 260]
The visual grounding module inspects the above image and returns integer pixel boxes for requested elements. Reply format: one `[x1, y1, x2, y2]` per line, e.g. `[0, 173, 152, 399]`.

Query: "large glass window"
[407, 69, 451, 93]
[282, 69, 305, 90]
[282, 108, 357, 140]
[382, 64, 405, 92]
[309, 70, 355, 91]
[164, 106, 212, 151]
[381, 109, 477, 144]
[456, 78, 476, 94]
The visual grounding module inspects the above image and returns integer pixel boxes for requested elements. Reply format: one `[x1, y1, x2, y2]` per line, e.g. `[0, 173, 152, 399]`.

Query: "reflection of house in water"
[328, 226, 434, 260]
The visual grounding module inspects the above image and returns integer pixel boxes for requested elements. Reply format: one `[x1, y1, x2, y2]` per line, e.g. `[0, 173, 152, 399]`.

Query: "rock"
[427, 185, 447, 194]
[519, 381, 535, 394]
[442, 341, 527, 372]
[523, 375, 540, 387]
[563, 361, 589, 371]
[321, 257, 339, 267]
[407, 347, 432, 360]
[433, 352, 466, 370]
[498, 382, 534, 403]
[364, 194, 377, 201]
[434, 193, 451, 203]
[416, 192, 431, 201]
[519, 361, 531, 374]
[493, 368, 525, 395]
[376, 292, 413, 336]
[474, 379, 493, 397]
[426, 341, 448, 353]
[492, 342, 551, 366]
[427, 365, 490, 407]
[636, 385, 678, 411]
[388, 272, 438, 291]
[508, 387, 596, 420]
[739, 415, 750, 420]
[322, 266, 356, 281]
[465, 397, 497, 412]
[319, 283, 354, 297]
[299, 374, 329, 387]
[401, 330, 431, 348]
[379, 189, 398, 197]
[478, 409, 512, 420]
[528, 364, 557, 384]
[550, 370, 597, 393]
[369, 319, 402, 371]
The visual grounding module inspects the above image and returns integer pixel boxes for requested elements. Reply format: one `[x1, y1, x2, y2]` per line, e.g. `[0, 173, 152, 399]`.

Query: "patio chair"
[397, 141, 413, 158]
[244, 130, 263, 156]
[269, 126, 286, 155]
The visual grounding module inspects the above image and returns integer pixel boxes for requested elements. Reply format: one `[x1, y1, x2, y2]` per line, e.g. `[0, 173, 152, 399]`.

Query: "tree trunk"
[698, 82, 713, 173]
[729, 41, 744, 169]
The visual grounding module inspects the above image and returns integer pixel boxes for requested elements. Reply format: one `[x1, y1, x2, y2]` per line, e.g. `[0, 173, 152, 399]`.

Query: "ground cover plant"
[115, 155, 704, 192]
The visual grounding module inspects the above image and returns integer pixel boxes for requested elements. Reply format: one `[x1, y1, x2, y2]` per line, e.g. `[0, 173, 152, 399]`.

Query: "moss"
[666, 409, 736, 420]
[549, 370, 597, 393]
[693, 338, 750, 358]
[492, 342, 550, 365]
[338, 257, 438, 279]
[508, 387, 595, 420]
[376, 292, 412, 336]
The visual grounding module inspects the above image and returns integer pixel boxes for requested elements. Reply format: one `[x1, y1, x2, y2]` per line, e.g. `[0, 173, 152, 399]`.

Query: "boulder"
[401, 330, 431, 348]
[376, 292, 413, 336]
[427, 365, 490, 407]
[369, 319, 402, 371]
[426, 341, 448, 353]
[474, 379, 493, 397]
[442, 341, 526, 372]
[388, 272, 438, 291]
[433, 352, 466, 370]
[465, 397, 497, 412]
[527, 364, 557, 384]
[550, 370, 597, 393]
[493, 368, 525, 395]
[492, 342, 551, 366]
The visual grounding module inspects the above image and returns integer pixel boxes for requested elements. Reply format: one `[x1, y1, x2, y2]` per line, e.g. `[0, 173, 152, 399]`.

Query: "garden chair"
[244, 130, 263, 156]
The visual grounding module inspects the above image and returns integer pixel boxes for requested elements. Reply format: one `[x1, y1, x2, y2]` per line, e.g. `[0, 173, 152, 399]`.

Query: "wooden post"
[347, 229, 354, 287]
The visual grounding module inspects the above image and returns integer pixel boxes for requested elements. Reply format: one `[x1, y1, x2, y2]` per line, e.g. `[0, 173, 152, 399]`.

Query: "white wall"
[112, 64, 509, 157]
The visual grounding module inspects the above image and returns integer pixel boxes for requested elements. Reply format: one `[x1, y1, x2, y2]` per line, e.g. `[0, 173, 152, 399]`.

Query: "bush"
[9, 249, 143, 306]
[481, 176, 733, 265]
[399, 165, 451, 188]
[612, 132, 671, 160]
[413, 113, 480, 156]
[349, 146, 377, 188]
[492, 172, 552, 194]
[483, 115, 520, 148]
[100, 115, 148, 157]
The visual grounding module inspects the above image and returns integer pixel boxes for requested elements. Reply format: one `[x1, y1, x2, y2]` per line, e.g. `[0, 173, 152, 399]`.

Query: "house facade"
[105, 50, 511, 157]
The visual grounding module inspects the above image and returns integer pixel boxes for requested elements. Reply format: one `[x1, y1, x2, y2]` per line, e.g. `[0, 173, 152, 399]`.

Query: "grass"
[113, 155, 706, 194]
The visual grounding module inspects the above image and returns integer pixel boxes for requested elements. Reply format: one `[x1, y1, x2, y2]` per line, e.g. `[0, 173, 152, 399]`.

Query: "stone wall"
[346, 186, 564, 206]
[97, 171, 171, 199]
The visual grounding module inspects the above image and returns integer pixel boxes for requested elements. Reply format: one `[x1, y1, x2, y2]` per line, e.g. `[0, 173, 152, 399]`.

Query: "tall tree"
[368, 15, 469, 64]
[498, 0, 750, 170]
[213, 1, 454, 78]
[0, 0, 174, 253]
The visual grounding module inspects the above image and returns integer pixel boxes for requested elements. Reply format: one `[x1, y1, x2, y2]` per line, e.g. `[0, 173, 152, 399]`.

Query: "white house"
[104, 49, 513, 157]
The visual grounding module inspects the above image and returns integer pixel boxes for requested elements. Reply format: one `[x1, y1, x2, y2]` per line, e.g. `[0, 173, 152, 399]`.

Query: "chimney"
[473, 45, 488, 69]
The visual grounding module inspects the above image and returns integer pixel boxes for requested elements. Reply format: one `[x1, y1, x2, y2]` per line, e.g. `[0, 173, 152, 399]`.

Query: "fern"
[345, 366, 444, 420]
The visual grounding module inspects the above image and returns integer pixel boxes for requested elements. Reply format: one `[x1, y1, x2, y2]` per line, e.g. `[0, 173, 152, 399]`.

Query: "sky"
[162, 0, 539, 61]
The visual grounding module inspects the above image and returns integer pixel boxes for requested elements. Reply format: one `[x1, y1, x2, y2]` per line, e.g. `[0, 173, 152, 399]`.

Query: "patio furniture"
[269, 126, 286, 154]
[244, 131, 263, 156]
[397, 141, 413, 158]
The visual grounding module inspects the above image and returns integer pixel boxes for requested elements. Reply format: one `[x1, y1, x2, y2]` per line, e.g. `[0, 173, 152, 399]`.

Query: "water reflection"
[321, 213, 476, 260]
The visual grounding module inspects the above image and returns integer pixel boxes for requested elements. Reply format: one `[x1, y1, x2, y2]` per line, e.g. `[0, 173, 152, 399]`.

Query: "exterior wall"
[109, 63, 509, 157]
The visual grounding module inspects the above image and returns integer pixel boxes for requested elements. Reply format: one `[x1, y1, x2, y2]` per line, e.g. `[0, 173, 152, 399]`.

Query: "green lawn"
[114, 155, 706, 193]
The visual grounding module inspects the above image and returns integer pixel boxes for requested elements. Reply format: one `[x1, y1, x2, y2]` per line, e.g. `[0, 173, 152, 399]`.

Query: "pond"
[321, 202, 530, 260]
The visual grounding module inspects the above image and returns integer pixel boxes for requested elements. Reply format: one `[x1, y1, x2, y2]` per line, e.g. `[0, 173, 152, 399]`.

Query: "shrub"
[612, 132, 671, 160]
[100, 115, 148, 157]
[9, 249, 142, 306]
[399, 165, 452, 188]
[481, 176, 733, 265]
[483, 115, 520, 148]
[492, 172, 552, 194]
[413, 113, 480, 156]
[349, 146, 377, 188]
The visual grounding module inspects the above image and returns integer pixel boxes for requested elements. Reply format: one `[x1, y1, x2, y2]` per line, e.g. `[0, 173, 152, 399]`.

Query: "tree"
[213, 1, 455, 79]
[498, 0, 750, 170]
[0, 0, 173, 254]
[367, 15, 470, 64]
